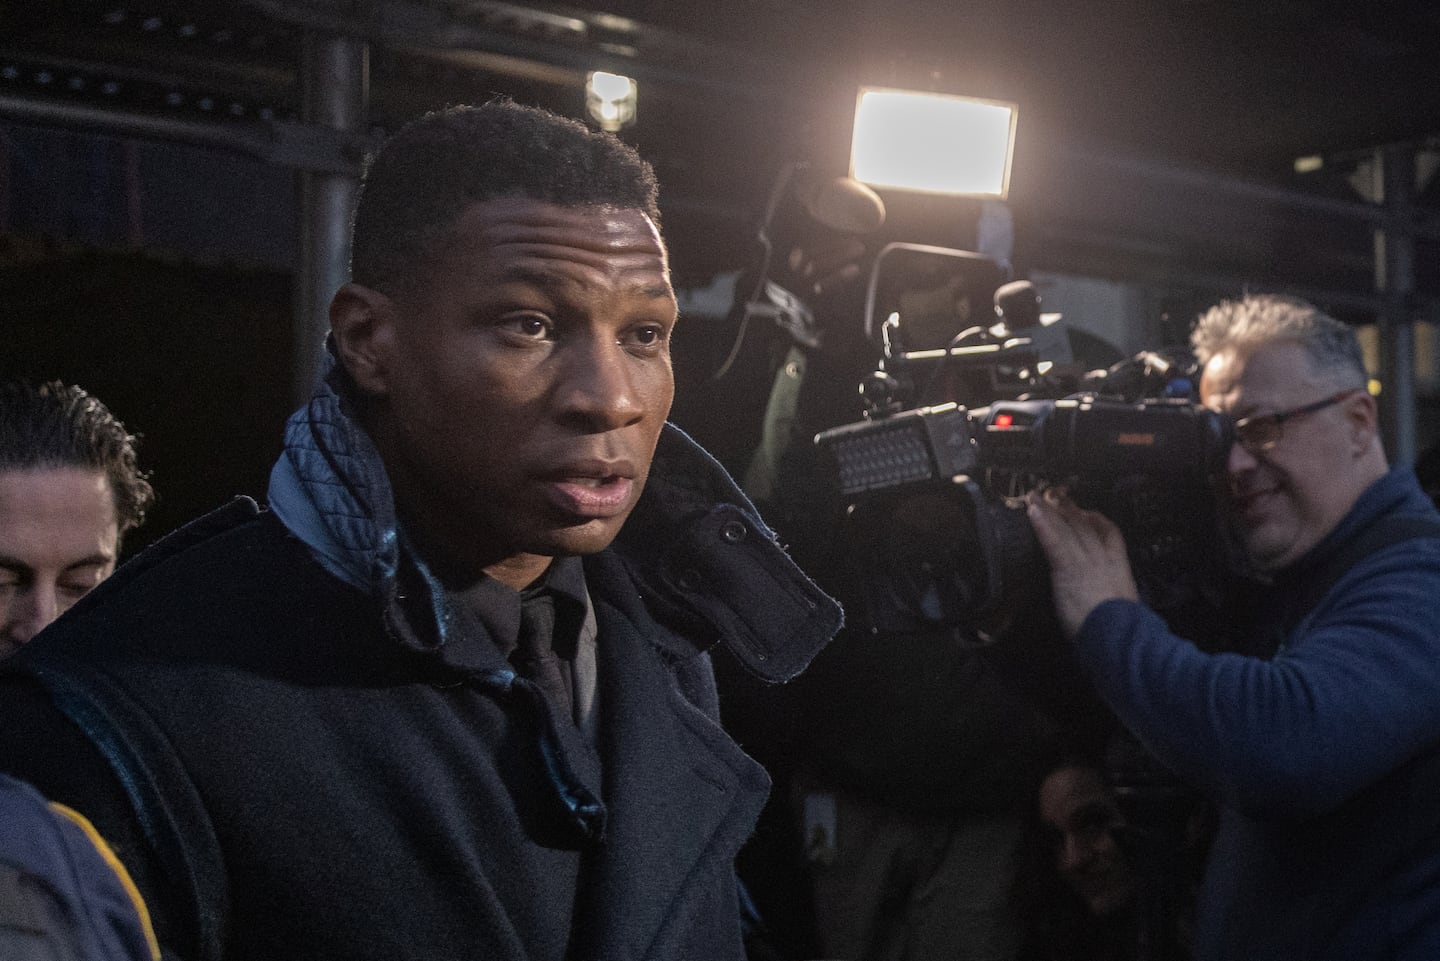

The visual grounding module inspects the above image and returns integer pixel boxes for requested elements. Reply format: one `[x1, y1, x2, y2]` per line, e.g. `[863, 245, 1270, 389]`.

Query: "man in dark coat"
[0, 101, 841, 961]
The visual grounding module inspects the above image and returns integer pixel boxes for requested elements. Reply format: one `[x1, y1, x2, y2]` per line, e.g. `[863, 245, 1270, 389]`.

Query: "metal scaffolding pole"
[1376, 143, 1418, 464]
[295, 31, 369, 406]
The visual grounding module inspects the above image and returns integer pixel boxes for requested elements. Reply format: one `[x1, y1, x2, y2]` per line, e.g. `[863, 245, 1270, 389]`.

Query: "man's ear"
[1345, 388, 1381, 454]
[330, 283, 396, 397]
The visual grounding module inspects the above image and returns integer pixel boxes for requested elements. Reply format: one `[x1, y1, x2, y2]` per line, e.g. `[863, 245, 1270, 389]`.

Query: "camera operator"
[1027, 293, 1440, 961]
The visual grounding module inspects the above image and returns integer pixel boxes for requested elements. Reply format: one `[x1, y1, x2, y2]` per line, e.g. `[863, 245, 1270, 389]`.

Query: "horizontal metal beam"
[1033, 230, 1440, 319]
[0, 91, 375, 174]
[1063, 143, 1440, 239]
[234, 0, 813, 107]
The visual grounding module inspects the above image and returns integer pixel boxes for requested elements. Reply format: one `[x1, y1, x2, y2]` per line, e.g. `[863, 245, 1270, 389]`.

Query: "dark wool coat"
[0, 395, 840, 961]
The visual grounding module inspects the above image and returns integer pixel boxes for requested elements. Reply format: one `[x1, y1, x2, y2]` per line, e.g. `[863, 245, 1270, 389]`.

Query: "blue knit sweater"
[1077, 467, 1440, 960]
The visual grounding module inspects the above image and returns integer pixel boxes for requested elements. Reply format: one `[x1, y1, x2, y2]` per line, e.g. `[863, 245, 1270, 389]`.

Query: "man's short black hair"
[0, 380, 154, 535]
[350, 99, 662, 297]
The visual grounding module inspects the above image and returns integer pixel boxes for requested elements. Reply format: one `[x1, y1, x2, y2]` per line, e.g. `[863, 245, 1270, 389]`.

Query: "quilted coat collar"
[267, 344, 840, 682]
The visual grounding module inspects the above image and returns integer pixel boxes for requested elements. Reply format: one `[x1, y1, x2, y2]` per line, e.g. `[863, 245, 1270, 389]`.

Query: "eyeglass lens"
[1236, 418, 1280, 451]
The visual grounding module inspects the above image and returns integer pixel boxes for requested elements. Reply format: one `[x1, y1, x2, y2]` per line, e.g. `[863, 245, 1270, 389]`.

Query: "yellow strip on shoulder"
[48, 801, 162, 961]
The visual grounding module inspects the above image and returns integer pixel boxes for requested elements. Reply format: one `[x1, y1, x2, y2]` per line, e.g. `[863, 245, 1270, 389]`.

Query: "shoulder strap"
[28, 659, 228, 961]
[1298, 513, 1440, 622]
[1271, 513, 1440, 645]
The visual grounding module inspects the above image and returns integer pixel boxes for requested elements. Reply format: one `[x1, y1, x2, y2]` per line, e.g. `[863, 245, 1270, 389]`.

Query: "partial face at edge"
[0, 467, 119, 655]
[348, 199, 678, 587]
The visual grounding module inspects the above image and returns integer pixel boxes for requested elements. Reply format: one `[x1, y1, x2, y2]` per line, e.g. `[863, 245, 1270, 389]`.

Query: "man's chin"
[534, 517, 628, 558]
[1241, 528, 1294, 575]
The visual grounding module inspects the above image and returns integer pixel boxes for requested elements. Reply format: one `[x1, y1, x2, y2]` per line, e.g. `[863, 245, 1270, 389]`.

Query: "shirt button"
[720, 520, 748, 544]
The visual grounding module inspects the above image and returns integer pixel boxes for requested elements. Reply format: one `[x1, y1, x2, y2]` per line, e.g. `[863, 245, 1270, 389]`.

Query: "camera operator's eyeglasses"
[1231, 389, 1362, 453]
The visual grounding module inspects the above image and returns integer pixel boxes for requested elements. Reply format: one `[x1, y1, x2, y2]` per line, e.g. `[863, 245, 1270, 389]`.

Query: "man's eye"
[58, 575, 103, 600]
[629, 324, 668, 348]
[500, 314, 553, 339]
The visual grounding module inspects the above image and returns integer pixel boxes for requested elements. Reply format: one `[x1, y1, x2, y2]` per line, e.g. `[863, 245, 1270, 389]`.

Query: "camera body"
[721, 182, 1236, 635]
[815, 390, 1233, 633]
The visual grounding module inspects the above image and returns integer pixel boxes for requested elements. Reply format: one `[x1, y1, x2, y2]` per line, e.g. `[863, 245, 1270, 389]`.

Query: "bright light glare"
[586, 71, 637, 132]
[589, 71, 635, 101]
[851, 88, 1017, 198]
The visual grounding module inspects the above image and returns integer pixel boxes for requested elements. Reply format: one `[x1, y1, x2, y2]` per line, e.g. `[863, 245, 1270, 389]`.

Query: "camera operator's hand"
[1027, 487, 1140, 638]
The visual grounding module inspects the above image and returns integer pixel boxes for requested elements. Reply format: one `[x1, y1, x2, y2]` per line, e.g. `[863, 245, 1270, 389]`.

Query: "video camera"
[812, 249, 1235, 635]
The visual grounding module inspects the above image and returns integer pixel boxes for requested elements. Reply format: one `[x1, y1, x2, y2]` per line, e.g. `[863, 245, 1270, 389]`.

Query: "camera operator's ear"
[1343, 388, 1381, 455]
[330, 283, 397, 398]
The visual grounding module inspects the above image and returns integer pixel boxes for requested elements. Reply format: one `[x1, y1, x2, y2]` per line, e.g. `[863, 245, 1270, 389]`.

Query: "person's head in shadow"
[1016, 749, 1142, 961]
[1036, 758, 1137, 918]
[1022, 742, 1211, 961]
[0, 380, 153, 655]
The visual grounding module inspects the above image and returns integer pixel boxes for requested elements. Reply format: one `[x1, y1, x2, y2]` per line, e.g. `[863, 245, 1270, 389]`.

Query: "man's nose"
[2, 586, 60, 648]
[1226, 437, 1260, 476]
[557, 339, 646, 429]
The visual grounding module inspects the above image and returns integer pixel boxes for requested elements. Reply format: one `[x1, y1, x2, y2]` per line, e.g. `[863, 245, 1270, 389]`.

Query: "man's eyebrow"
[637, 282, 676, 300]
[0, 553, 113, 574]
[62, 554, 115, 571]
[0, 555, 34, 575]
[495, 265, 675, 300]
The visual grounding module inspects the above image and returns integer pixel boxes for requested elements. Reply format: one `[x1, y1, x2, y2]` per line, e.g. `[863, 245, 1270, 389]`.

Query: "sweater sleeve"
[1073, 537, 1440, 818]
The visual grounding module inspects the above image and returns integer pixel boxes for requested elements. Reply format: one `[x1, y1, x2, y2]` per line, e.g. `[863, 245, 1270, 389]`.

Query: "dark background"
[2, 0, 1438, 550]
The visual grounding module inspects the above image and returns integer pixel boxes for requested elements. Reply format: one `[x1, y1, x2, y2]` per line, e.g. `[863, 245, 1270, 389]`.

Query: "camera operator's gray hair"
[1190, 293, 1367, 388]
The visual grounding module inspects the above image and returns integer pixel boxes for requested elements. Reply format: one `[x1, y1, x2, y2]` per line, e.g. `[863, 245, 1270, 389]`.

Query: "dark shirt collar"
[530, 555, 587, 607]
[452, 556, 587, 659]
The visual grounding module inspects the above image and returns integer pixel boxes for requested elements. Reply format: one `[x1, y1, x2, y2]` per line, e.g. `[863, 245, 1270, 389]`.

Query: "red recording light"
[994, 413, 1014, 428]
